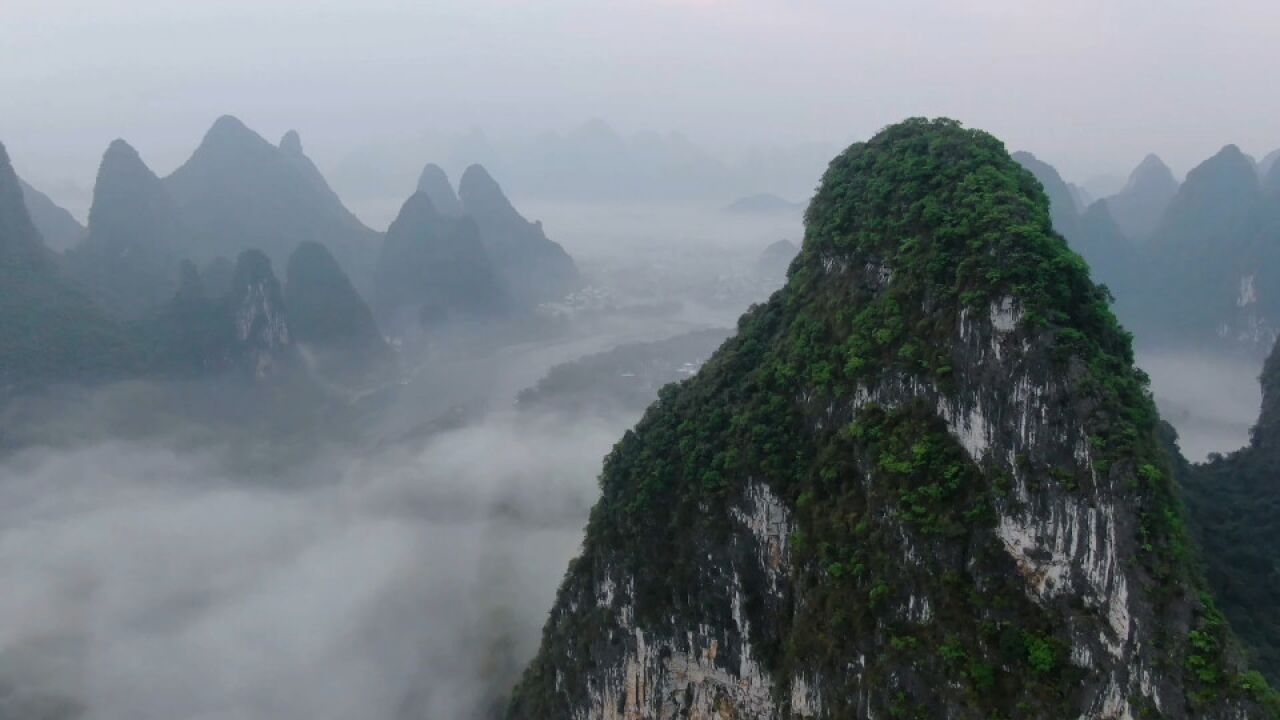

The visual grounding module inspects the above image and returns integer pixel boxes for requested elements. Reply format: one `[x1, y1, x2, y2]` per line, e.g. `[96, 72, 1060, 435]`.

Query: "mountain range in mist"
[0, 115, 587, 398]
[1016, 142, 1280, 357]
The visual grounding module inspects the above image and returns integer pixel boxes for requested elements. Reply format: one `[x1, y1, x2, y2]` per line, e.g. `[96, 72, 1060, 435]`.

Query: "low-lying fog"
[0, 204, 798, 720]
[1140, 350, 1263, 462]
[0, 200, 1266, 719]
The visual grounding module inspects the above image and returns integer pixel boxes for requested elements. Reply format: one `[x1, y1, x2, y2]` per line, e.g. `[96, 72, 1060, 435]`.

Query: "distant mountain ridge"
[163, 115, 381, 283]
[1013, 145, 1280, 357]
[17, 176, 85, 252]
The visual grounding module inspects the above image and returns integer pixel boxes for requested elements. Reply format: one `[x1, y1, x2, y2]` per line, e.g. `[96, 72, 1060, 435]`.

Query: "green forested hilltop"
[507, 118, 1276, 719]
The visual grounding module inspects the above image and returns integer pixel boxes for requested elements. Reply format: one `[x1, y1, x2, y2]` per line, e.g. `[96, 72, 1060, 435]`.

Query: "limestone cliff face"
[507, 120, 1269, 719]
[228, 249, 293, 379]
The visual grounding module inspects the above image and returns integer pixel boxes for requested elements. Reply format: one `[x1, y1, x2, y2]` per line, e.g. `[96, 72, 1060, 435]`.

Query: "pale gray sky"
[4, 0, 1279, 206]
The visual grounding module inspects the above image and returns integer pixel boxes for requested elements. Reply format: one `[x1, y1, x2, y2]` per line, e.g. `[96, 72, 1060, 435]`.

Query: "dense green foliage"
[1180, 343, 1280, 690]
[508, 118, 1273, 718]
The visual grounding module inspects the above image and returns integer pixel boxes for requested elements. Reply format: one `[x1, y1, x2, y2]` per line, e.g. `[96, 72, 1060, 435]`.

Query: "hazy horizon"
[5, 0, 1280, 225]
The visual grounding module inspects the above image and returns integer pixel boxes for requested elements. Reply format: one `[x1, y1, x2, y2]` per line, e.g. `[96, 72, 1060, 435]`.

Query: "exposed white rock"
[1239, 274, 1257, 307]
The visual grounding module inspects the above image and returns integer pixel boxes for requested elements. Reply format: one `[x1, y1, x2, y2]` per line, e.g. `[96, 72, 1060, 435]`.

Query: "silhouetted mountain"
[1012, 151, 1080, 240]
[18, 177, 85, 252]
[509, 118, 1272, 719]
[1259, 149, 1280, 181]
[1106, 154, 1179, 241]
[1156, 145, 1261, 255]
[723, 192, 803, 214]
[1122, 145, 1278, 352]
[375, 191, 509, 330]
[285, 241, 391, 384]
[416, 163, 462, 216]
[163, 116, 379, 283]
[0, 141, 139, 390]
[754, 238, 799, 280]
[1265, 159, 1280, 199]
[457, 164, 579, 304]
[65, 139, 183, 318]
[1073, 199, 1137, 295]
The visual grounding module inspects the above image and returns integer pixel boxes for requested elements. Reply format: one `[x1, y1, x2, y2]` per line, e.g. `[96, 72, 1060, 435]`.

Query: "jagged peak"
[1135, 152, 1170, 172]
[416, 163, 462, 215]
[458, 163, 520, 215]
[1125, 153, 1176, 188]
[1179, 143, 1260, 193]
[458, 163, 498, 192]
[279, 129, 304, 156]
[99, 138, 152, 175]
[196, 114, 272, 153]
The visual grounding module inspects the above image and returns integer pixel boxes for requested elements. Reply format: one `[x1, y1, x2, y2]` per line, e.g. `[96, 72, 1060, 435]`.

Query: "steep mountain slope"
[1106, 154, 1180, 241]
[458, 164, 580, 304]
[0, 141, 139, 389]
[18, 176, 85, 252]
[375, 191, 509, 330]
[1183, 339, 1280, 686]
[416, 163, 463, 216]
[1012, 150, 1081, 240]
[163, 116, 379, 283]
[66, 139, 183, 318]
[285, 240, 391, 384]
[507, 119, 1273, 719]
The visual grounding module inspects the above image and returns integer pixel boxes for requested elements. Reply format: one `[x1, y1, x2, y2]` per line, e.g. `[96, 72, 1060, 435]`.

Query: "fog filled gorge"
[0, 414, 610, 719]
[1141, 351, 1265, 462]
[0, 188, 793, 718]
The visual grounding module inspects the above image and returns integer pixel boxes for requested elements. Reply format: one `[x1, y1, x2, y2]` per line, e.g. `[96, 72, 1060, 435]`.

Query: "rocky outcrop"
[458, 164, 580, 304]
[226, 249, 294, 379]
[508, 119, 1271, 719]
